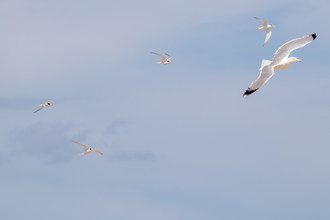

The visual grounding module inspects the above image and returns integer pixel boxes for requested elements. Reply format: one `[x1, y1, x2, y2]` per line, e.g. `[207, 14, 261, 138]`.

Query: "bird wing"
[91, 149, 103, 155]
[72, 141, 88, 151]
[272, 33, 317, 64]
[243, 65, 275, 97]
[165, 53, 171, 60]
[34, 105, 45, 113]
[254, 17, 268, 26]
[263, 29, 272, 46]
[151, 52, 167, 63]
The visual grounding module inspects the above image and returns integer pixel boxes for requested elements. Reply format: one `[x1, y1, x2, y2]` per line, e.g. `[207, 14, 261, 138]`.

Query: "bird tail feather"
[259, 59, 272, 71]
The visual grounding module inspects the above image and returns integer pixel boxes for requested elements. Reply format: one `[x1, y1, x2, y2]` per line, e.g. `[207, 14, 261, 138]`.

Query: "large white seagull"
[243, 33, 317, 97]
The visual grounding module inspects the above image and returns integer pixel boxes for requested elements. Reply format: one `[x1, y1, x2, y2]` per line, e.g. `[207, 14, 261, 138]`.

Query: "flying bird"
[255, 17, 275, 46]
[151, 52, 172, 65]
[243, 33, 317, 97]
[34, 101, 53, 113]
[72, 141, 103, 155]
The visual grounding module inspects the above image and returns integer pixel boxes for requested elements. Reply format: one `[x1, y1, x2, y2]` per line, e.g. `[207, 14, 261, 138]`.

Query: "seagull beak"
[297, 59, 302, 62]
[272, 25, 275, 27]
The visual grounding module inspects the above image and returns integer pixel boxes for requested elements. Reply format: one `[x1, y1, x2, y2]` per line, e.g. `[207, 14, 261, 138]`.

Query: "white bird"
[72, 141, 103, 155]
[151, 52, 172, 65]
[34, 101, 53, 113]
[255, 17, 275, 46]
[243, 33, 317, 97]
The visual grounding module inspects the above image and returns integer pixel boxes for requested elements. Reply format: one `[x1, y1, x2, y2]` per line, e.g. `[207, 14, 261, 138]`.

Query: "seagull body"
[243, 33, 317, 97]
[255, 17, 275, 46]
[151, 52, 172, 65]
[34, 101, 53, 113]
[72, 141, 103, 155]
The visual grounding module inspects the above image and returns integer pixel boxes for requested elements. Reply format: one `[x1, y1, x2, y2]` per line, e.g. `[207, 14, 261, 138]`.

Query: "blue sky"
[1, 0, 330, 219]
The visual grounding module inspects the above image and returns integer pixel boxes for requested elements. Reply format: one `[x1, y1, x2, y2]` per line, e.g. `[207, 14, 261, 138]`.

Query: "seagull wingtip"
[243, 88, 258, 97]
[312, 33, 317, 40]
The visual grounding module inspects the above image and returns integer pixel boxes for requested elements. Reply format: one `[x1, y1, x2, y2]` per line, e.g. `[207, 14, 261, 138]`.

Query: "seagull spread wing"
[91, 149, 103, 155]
[34, 105, 45, 113]
[151, 52, 167, 63]
[254, 17, 268, 26]
[72, 141, 88, 151]
[273, 33, 317, 63]
[263, 29, 272, 46]
[165, 53, 171, 60]
[243, 65, 275, 97]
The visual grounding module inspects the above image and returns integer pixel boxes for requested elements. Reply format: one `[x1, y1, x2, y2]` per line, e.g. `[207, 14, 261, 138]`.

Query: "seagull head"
[288, 57, 302, 63]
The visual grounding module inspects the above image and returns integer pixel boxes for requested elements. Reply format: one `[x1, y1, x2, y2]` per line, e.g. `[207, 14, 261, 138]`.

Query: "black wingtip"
[243, 88, 258, 97]
[312, 33, 317, 40]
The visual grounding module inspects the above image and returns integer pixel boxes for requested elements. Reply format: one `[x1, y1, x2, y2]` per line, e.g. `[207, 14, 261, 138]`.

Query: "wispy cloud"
[11, 122, 88, 163]
[105, 120, 126, 136]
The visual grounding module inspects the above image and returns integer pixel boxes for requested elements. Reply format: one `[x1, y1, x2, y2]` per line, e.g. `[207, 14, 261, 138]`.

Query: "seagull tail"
[257, 27, 263, 31]
[259, 59, 272, 71]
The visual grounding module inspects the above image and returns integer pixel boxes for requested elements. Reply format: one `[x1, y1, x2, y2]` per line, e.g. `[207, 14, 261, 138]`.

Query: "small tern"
[34, 101, 53, 113]
[255, 17, 275, 46]
[72, 141, 103, 155]
[151, 52, 172, 65]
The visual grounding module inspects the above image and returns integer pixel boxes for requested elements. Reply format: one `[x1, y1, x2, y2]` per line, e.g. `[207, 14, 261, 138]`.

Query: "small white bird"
[255, 17, 275, 46]
[72, 141, 103, 155]
[243, 33, 317, 97]
[34, 101, 53, 113]
[151, 52, 172, 65]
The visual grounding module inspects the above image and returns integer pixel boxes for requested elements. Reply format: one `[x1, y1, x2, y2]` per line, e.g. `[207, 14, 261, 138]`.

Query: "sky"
[0, 0, 330, 219]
